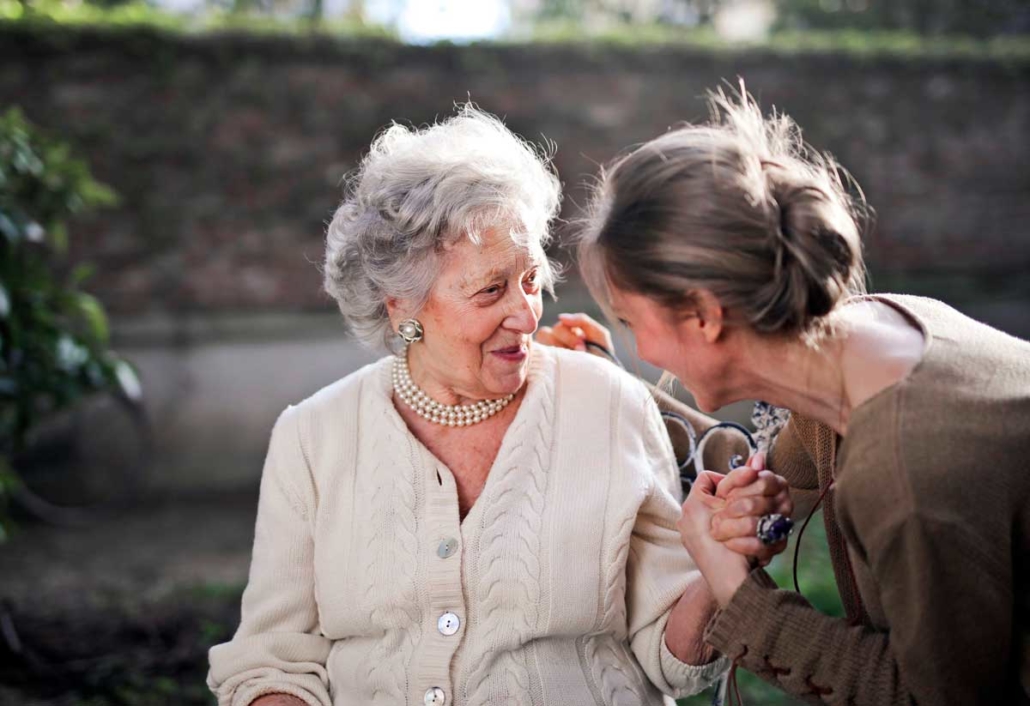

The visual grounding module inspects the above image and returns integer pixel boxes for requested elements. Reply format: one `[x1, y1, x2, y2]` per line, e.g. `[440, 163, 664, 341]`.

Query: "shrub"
[0, 107, 140, 540]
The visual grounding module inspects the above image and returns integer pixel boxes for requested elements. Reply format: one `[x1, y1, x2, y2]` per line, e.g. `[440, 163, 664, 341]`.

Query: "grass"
[678, 511, 843, 706]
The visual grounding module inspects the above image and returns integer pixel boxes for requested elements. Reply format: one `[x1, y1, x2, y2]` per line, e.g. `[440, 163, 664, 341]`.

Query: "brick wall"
[2, 25, 1028, 329]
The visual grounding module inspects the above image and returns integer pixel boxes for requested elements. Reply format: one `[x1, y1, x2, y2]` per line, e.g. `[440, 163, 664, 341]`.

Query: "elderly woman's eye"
[524, 270, 541, 290]
[481, 284, 504, 296]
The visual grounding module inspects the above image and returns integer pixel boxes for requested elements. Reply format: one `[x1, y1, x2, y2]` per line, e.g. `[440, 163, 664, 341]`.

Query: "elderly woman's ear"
[384, 297, 402, 331]
[384, 297, 416, 334]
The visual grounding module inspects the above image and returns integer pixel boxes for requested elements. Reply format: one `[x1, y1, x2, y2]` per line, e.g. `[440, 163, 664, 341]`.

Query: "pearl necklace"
[392, 348, 515, 427]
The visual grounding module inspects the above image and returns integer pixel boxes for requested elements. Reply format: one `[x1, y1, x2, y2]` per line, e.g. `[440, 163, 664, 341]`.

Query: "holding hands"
[710, 453, 793, 565]
[677, 453, 793, 607]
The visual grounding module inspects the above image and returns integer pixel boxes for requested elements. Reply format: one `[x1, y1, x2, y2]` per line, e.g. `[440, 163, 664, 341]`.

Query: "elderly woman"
[206, 107, 785, 706]
[545, 87, 1030, 705]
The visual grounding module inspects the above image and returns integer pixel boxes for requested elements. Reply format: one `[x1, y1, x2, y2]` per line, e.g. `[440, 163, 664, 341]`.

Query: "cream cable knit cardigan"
[207, 345, 728, 706]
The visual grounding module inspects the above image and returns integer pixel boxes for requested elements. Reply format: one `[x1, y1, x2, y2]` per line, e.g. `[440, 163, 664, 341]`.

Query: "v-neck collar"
[376, 346, 551, 530]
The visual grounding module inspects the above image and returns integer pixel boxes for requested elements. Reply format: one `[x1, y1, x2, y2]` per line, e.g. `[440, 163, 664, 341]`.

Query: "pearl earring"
[398, 319, 424, 344]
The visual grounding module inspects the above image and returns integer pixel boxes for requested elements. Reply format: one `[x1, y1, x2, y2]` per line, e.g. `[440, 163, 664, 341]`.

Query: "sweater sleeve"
[703, 498, 1014, 705]
[704, 568, 904, 705]
[766, 416, 822, 521]
[626, 398, 730, 698]
[207, 406, 333, 706]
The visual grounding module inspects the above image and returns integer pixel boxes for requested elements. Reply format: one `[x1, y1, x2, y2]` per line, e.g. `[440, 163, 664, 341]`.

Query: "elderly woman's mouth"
[491, 344, 529, 362]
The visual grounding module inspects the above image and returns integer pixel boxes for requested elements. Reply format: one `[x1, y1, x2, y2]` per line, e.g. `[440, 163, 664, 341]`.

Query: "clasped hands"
[677, 454, 793, 608]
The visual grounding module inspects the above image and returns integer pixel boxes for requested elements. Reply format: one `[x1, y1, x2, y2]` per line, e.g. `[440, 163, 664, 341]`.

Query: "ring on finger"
[756, 513, 794, 546]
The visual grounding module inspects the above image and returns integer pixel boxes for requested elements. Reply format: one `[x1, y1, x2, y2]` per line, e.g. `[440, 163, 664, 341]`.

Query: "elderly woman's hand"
[676, 471, 752, 608]
[710, 453, 793, 567]
[537, 313, 614, 357]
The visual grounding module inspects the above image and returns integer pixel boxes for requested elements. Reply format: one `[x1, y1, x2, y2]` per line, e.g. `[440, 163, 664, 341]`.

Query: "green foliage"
[3, 0, 1028, 60]
[0, 107, 140, 539]
[773, 0, 1029, 38]
[526, 0, 1028, 38]
[0, 0, 396, 37]
[0, 0, 185, 28]
[519, 21, 1030, 62]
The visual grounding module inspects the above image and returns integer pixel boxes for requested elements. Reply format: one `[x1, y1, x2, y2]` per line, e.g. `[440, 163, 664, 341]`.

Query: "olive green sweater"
[704, 294, 1030, 705]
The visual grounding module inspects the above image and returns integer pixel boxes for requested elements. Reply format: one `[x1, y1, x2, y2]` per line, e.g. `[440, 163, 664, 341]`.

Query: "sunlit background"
[0, 1, 1028, 704]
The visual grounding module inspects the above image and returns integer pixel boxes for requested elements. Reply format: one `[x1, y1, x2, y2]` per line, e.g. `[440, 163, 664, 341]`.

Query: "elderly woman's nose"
[505, 290, 540, 333]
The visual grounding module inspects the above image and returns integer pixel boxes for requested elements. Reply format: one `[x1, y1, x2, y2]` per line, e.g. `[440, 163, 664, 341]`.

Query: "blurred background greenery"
[1, 0, 1028, 51]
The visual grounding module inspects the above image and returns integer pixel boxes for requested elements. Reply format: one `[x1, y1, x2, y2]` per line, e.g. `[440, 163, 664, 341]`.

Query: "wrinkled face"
[609, 286, 731, 413]
[400, 227, 544, 401]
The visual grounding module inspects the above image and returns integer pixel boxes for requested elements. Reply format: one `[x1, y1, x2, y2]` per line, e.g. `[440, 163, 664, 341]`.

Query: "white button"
[437, 612, 460, 636]
[424, 686, 446, 705]
[437, 537, 458, 559]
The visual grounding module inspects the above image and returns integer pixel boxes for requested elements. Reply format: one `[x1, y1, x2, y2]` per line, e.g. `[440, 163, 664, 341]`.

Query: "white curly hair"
[323, 104, 563, 349]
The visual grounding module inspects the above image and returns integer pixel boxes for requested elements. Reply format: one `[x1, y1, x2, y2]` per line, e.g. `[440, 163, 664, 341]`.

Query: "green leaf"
[81, 180, 120, 209]
[55, 334, 90, 372]
[69, 263, 96, 287]
[0, 210, 21, 243]
[83, 359, 107, 389]
[46, 221, 67, 252]
[74, 292, 110, 344]
[114, 359, 143, 402]
[11, 147, 43, 176]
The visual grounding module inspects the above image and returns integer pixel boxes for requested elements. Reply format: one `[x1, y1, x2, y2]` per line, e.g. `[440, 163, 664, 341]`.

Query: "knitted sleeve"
[625, 396, 730, 698]
[704, 568, 903, 705]
[207, 407, 333, 706]
[766, 415, 822, 520]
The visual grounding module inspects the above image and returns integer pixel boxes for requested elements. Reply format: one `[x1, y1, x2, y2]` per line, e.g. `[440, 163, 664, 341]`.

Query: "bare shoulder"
[840, 300, 926, 411]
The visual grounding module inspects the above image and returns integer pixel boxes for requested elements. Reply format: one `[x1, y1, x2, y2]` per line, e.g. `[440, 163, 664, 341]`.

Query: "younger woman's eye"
[618, 318, 631, 328]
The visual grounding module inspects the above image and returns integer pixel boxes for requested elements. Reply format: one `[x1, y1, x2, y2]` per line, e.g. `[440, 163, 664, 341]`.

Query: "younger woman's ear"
[693, 289, 724, 344]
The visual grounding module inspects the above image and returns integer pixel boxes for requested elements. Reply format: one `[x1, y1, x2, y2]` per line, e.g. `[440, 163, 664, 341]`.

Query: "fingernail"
[576, 342, 587, 351]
